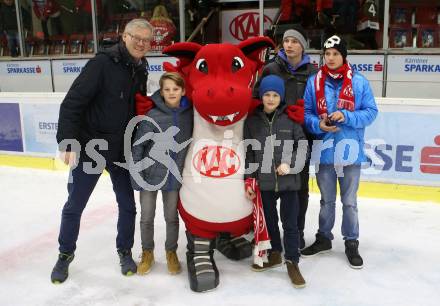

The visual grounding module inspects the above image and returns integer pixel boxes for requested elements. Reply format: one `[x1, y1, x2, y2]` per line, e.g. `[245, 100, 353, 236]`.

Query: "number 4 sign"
[358, 0, 380, 31]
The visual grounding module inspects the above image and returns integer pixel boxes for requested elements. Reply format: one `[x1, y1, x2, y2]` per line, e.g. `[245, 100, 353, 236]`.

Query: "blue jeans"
[261, 190, 300, 263]
[5, 30, 19, 57]
[315, 164, 361, 241]
[58, 162, 136, 254]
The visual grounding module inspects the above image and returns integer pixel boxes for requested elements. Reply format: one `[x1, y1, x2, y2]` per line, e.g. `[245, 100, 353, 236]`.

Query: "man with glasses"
[51, 19, 153, 284]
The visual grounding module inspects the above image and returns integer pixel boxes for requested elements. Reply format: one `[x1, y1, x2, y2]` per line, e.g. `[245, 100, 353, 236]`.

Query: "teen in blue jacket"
[301, 35, 378, 269]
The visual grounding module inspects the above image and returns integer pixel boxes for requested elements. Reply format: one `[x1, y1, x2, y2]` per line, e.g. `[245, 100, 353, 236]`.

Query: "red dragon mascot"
[162, 37, 274, 292]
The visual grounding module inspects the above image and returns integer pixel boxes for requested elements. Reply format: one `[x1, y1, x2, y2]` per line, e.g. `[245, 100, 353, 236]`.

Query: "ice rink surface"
[0, 166, 439, 306]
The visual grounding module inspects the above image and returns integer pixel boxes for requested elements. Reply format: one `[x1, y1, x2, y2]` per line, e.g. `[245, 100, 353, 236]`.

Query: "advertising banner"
[52, 59, 89, 92]
[387, 55, 440, 99]
[362, 103, 440, 186]
[0, 103, 23, 152]
[0, 60, 52, 92]
[347, 54, 384, 97]
[21, 103, 60, 156]
[147, 56, 178, 94]
[221, 8, 278, 44]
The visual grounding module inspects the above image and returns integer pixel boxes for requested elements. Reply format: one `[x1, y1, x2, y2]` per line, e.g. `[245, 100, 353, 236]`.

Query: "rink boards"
[0, 93, 439, 202]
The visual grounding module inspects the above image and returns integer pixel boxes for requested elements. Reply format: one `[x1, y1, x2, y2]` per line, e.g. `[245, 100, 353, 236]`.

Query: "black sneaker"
[301, 233, 332, 257]
[51, 253, 74, 284]
[345, 240, 363, 269]
[118, 249, 137, 276]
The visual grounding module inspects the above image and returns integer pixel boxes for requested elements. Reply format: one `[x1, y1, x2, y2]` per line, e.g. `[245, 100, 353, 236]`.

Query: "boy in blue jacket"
[301, 35, 378, 269]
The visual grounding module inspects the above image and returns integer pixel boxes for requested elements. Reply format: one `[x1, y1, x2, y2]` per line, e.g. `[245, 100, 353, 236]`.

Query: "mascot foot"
[216, 233, 252, 261]
[186, 231, 219, 292]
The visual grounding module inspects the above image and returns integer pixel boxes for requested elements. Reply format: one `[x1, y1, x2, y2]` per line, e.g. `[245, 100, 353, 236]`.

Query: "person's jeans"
[261, 190, 300, 263]
[5, 30, 19, 57]
[139, 190, 179, 251]
[58, 162, 136, 254]
[315, 164, 361, 241]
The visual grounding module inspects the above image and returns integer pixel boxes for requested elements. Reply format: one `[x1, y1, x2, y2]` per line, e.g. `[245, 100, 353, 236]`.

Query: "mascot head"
[163, 37, 274, 126]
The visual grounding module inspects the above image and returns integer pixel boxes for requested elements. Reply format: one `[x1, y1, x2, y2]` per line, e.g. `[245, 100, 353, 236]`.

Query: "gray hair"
[124, 18, 154, 35]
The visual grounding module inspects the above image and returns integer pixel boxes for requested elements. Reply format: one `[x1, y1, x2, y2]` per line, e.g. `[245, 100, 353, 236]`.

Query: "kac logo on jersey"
[193, 145, 240, 178]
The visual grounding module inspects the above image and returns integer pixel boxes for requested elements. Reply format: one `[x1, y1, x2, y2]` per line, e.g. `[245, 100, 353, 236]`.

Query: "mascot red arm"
[162, 37, 274, 292]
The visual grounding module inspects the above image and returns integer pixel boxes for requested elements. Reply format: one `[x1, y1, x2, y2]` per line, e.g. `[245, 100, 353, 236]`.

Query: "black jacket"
[0, 3, 31, 31]
[56, 42, 148, 162]
[244, 104, 307, 192]
[253, 53, 318, 143]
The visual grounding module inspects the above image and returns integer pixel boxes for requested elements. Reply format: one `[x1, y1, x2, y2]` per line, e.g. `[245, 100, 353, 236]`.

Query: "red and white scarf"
[315, 63, 355, 118]
[245, 178, 271, 267]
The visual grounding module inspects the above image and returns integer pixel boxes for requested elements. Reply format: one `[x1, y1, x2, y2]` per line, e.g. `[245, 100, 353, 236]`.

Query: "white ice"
[0, 166, 439, 306]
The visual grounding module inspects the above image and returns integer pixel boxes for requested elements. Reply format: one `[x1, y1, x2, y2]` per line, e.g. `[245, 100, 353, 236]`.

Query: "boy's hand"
[245, 186, 256, 200]
[328, 111, 345, 123]
[276, 163, 290, 176]
[135, 93, 154, 116]
[319, 117, 340, 133]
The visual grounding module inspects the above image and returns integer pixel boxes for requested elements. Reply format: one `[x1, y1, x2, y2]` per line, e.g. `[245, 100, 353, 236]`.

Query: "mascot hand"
[135, 93, 154, 116]
[286, 99, 304, 125]
[248, 98, 261, 116]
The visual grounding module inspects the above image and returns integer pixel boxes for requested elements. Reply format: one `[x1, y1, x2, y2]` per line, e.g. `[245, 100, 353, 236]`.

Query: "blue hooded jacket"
[304, 71, 378, 165]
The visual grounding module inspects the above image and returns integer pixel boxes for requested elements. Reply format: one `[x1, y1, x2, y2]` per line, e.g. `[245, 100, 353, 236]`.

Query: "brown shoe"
[251, 251, 282, 272]
[166, 250, 182, 275]
[137, 250, 154, 275]
[286, 260, 306, 288]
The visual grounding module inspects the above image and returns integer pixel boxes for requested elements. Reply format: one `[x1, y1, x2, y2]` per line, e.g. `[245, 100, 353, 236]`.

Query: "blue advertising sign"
[0, 103, 23, 152]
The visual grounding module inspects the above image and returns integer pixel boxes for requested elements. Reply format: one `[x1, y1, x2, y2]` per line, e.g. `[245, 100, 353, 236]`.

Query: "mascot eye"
[232, 57, 244, 72]
[196, 58, 208, 74]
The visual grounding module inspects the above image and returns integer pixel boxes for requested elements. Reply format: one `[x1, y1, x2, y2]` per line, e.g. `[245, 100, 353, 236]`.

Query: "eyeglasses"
[126, 33, 151, 45]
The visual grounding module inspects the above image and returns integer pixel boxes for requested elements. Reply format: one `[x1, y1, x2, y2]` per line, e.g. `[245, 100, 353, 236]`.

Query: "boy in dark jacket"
[130, 72, 193, 276]
[253, 26, 318, 249]
[244, 75, 308, 288]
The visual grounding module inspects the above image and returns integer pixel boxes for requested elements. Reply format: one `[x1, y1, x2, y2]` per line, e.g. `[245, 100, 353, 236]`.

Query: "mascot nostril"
[162, 36, 274, 293]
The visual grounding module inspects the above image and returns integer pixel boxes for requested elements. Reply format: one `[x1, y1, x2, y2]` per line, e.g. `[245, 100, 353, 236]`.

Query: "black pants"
[297, 157, 310, 238]
[41, 16, 63, 39]
[261, 190, 300, 263]
[58, 161, 136, 254]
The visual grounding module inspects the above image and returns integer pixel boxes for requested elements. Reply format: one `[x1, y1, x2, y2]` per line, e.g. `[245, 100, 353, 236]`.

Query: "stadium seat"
[67, 34, 85, 55]
[416, 25, 439, 48]
[389, 25, 413, 48]
[48, 35, 68, 56]
[26, 36, 48, 56]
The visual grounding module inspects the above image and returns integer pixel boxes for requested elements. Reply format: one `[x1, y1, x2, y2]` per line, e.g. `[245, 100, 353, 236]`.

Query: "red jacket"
[32, 0, 60, 19]
[316, 0, 333, 12]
